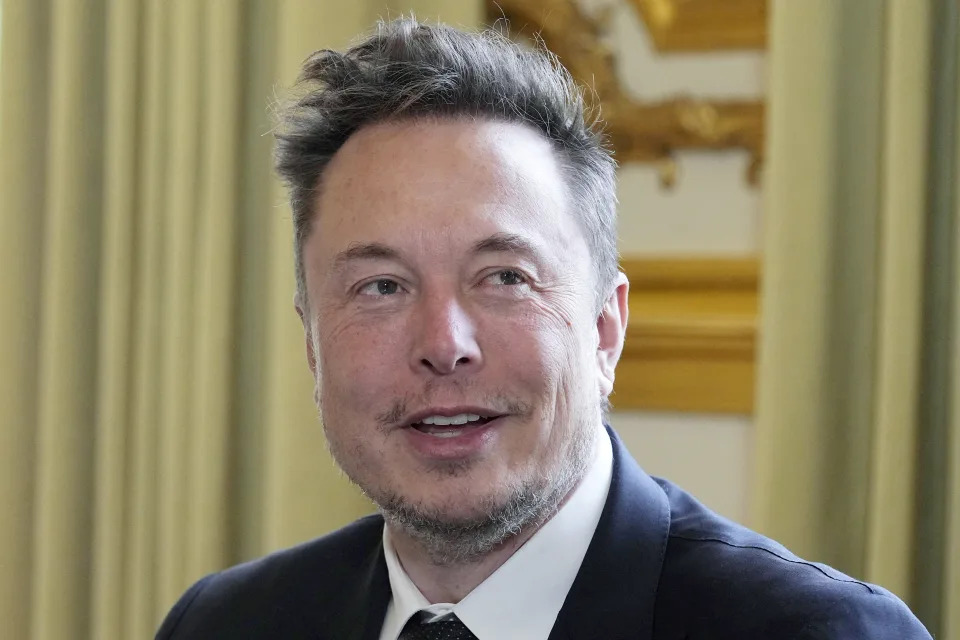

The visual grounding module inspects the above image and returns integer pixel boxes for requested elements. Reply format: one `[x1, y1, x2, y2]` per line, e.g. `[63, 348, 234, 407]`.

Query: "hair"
[274, 17, 618, 308]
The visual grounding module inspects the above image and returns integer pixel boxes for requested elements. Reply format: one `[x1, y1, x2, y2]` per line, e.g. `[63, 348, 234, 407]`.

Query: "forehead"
[324, 117, 563, 201]
[309, 118, 585, 260]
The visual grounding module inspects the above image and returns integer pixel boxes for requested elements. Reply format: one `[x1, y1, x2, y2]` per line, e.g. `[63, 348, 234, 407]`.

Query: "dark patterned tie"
[398, 611, 478, 640]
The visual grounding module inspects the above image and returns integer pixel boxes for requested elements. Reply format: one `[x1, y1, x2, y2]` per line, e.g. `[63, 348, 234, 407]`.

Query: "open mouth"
[409, 413, 498, 438]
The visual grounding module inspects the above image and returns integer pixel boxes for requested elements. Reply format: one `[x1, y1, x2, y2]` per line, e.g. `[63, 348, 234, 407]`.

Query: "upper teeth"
[420, 414, 482, 426]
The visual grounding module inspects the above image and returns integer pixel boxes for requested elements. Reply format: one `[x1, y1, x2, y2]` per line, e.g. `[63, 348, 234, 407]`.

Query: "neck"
[387, 427, 605, 603]
[387, 463, 595, 603]
[389, 522, 540, 603]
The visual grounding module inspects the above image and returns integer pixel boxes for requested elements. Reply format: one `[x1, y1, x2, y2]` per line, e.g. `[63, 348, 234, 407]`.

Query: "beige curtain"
[754, 0, 960, 637]
[0, 1, 480, 639]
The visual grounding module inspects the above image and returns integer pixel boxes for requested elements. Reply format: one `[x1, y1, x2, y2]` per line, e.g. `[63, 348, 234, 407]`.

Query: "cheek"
[526, 308, 601, 422]
[315, 315, 407, 412]
[483, 301, 591, 394]
[528, 296, 595, 362]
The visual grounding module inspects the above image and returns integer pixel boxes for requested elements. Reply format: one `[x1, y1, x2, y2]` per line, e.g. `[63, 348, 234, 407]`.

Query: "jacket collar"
[320, 535, 391, 640]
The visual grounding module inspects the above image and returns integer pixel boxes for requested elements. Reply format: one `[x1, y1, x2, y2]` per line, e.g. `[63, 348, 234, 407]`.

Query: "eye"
[358, 278, 402, 296]
[485, 270, 527, 286]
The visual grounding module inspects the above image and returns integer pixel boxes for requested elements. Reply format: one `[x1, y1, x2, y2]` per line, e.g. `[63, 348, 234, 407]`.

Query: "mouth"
[403, 409, 505, 438]
[410, 413, 499, 438]
[399, 408, 506, 457]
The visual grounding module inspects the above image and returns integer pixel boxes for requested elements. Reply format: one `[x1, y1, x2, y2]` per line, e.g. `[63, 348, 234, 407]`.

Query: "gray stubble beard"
[375, 413, 599, 567]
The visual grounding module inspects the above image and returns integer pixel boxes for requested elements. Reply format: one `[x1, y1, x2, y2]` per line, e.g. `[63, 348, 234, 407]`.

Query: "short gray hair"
[274, 17, 618, 306]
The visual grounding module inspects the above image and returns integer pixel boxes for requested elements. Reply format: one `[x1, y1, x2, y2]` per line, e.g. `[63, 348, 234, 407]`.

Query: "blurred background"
[1, 0, 958, 638]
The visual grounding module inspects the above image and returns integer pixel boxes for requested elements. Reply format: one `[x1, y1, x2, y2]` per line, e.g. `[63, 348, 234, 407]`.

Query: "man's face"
[299, 118, 624, 534]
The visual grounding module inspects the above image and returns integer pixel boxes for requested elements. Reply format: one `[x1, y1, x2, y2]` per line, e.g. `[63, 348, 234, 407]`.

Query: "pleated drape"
[31, 0, 106, 636]
[754, 0, 960, 636]
[0, 2, 480, 638]
[0, 1, 51, 638]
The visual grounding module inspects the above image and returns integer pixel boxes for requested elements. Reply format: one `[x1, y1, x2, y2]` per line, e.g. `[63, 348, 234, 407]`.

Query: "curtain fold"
[122, 2, 168, 634]
[187, 0, 242, 584]
[0, 1, 48, 638]
[0, 2, 481, 638]
[156, 0, 202, 611]
[31, 0, 105, 636]
[755, 0, 960, 636]
[89, 0, 140, 636]
[864, 0, 930, 593]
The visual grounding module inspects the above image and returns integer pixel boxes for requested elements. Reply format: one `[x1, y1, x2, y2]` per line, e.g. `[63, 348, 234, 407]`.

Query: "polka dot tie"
[398, 612, 478, 640]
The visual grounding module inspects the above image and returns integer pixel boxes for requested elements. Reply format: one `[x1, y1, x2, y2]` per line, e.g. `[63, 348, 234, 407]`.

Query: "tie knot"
[398, 611, 478, 640]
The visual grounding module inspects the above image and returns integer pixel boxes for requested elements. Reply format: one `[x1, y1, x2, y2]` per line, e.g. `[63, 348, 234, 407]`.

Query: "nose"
[410, 291, 482, 376]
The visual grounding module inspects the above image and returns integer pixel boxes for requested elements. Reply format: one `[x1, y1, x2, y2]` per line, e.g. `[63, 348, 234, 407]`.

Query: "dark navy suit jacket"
[157, 428, 932, 639]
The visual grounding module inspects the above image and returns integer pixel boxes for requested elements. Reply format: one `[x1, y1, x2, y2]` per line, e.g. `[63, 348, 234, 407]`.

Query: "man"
[158, 18, 931, 639]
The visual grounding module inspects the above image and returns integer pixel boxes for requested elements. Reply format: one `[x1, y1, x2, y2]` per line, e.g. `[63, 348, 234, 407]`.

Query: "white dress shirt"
[378, 431, 614, 640]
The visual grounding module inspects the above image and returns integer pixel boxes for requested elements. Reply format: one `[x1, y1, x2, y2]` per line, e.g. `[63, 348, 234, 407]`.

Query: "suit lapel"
[549, 427, 672, 640]
[318, 527, 392, 640]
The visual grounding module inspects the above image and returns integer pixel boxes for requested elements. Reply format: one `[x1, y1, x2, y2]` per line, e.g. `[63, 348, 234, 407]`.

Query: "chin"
[377, 476, 511, 520]
[401, 485, 499, 517]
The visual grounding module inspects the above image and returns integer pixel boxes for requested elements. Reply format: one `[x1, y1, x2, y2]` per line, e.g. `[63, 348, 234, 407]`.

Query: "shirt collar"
[379, 429, 614, 640]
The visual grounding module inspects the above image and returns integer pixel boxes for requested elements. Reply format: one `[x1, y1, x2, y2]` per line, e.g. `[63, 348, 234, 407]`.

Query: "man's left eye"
[488, 270, 526, 286]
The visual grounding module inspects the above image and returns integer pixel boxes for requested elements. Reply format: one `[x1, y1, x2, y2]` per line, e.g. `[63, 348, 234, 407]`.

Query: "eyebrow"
[332, 242, 403, 272]
[471, 233, 543, 261]
[331, 233, 544, 272]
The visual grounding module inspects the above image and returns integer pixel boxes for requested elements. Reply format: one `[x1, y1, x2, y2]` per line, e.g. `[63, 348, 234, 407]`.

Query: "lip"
[402, 415, 506, 459]
[400, 405, 505, 427]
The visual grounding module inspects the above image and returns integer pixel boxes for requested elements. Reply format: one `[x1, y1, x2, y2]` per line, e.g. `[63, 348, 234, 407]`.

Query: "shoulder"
[652, 479, 931, 639]
[155, 514, 384, 639]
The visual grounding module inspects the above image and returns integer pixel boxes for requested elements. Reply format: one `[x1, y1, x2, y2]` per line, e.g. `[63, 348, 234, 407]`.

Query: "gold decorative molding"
[630, 0, 767, 52]
[486, 0, 765, 186]
[613, 257, 759, 413]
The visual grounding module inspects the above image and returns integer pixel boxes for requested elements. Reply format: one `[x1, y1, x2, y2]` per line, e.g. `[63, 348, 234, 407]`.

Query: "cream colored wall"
[612, 412, 753, 521]
[592, 0, 764, 525]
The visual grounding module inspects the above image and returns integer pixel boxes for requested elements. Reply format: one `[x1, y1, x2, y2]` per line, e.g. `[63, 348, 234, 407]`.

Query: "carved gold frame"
[615, 257, 758, 413]
[630, 0, 767, 51]
[486, 0, 765, 186]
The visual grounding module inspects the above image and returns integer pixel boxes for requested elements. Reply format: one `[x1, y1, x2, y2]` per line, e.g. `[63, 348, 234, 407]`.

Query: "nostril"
[419, 355, 472, 374]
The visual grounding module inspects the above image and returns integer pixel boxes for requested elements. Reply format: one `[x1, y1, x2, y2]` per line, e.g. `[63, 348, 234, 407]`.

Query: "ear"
[295, 293, 319, 378]
[596, 271, 629, 397]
